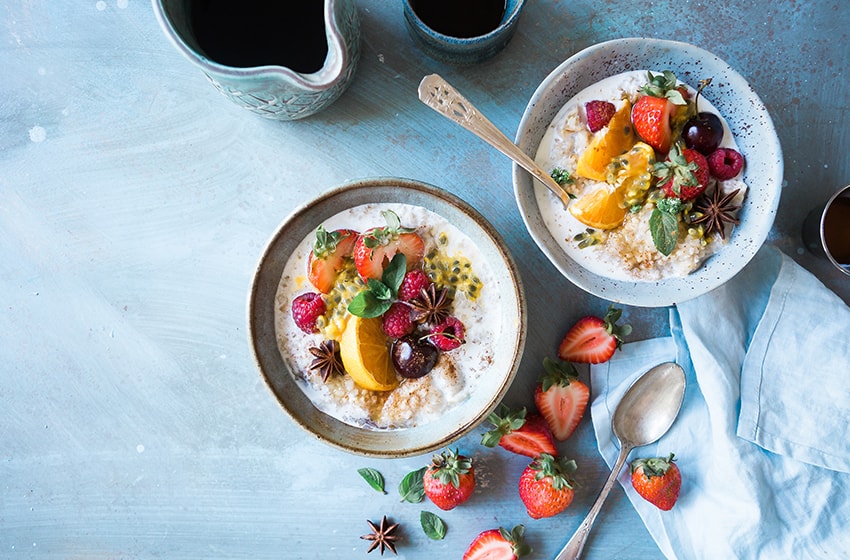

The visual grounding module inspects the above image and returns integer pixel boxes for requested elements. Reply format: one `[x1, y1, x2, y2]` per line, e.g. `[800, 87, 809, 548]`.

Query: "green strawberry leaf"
[420, 510, 447, 541]
[399, 467, 427, 503]
[357, 467, 386, 494]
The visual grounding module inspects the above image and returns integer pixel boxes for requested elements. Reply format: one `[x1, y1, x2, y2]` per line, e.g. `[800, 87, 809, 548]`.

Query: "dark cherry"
[683, 111, 724, 155]
[391, 335, 440, 379]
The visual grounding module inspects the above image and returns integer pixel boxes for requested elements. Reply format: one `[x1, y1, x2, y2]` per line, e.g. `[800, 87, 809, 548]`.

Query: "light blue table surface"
[3, 1, 848, 558]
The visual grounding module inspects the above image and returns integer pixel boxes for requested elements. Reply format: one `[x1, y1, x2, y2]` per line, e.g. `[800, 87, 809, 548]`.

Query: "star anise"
[360, 515, 399, 555]
[410, 284, 453, 325]
[692, 186, 741, 240]
[308, 339, 343, 382]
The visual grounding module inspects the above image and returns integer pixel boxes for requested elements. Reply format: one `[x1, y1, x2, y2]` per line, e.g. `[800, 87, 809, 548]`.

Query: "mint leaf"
[381, 253, 406, 297]
[399, 467, 427, 503]
[649, 207, 680, 256]
[357, 467, 386, 494]
[367, 278, 392, 302]
[348, 291, 390, 318]
[420, 510, 447, 540]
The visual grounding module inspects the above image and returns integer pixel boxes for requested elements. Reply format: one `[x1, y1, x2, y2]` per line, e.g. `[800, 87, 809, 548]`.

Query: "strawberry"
[422, 448, 475, 511]
[462, 525, 531, 560]
[584, 100, 616, 133]
[631, 70, 690, 154]
[291, 292, 326, 334]
[353, 210, 425, 282]
[518, 453, 577, 519]
[630, 453, 682, 511]
[655, 144, 710, 200]
[558, 304, 632, 364]
[306, 227, 358, 294]
[481, 405, 558, 458]
[534, 357, 589, 441]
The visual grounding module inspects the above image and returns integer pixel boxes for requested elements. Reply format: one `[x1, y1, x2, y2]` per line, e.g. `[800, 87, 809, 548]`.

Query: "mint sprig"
[348, 253, 406, 318]
[649, 197, 684, 256]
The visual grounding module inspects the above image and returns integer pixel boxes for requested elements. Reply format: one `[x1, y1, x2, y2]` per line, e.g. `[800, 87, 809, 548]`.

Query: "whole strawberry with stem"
[353, 210, 425, 282]
[654, 143, 710, 201]
[534, 357, 589, 441]
[462, 525, 531, 560]
[630, 453, 682, 511]
[307, 226, 358, 294]
[481, 405, 558, 458]
[518, 453, 578, 519]
[558, 304, 632, 364]
[631, 70, 691, 154]
[422, 448, 475, 511]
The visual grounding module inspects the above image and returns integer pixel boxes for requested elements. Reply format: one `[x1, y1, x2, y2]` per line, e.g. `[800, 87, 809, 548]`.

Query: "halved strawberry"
[655, 144, 710, 200]
[534, 358, 589, 441]
[631, 70, 690, 154]
[558, 304, 632, 364]
[462, 525, 531, 560]
[353, 210, 425, 281]
[481, 405, 558, 458]
[307, 227, 358, 293]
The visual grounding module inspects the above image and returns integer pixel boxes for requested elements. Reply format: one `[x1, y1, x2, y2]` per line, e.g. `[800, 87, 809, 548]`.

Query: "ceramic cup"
[802, 184, 850, 276]
[402, 0, 526, 65]
[151, 0, 360, 121]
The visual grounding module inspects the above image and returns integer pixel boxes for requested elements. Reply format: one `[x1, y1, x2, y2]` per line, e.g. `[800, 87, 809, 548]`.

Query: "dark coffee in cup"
[409, 0, 506, 38]
[822, 196, 850, 268]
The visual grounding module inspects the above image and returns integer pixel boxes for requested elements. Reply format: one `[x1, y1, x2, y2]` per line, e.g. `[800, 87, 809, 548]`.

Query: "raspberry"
[398, 269, 432, 301]
[707, 148, 745, 180]
[584, 100, 616, 133]
[382, 302, 414, 339]
[429, 316, 466, 351]
[291, 292, 326, 334]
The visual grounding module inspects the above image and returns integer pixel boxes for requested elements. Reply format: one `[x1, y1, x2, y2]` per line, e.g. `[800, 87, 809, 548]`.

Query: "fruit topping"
[391, 335, 439, 379]
[339, 315, 398, 392]
[534, 357, 589, 441]
[353, 210, 425, 282]
[397, 268, 432, 301]
[410, 284, 453, 326]
[692, 186, 742, 240]
[518, 453, 578, 519]
[307, 227, 359, 294]
[584, 99, 617, 133]
[557, 304, 632, 364]
[630, 453, 682, 511]
[576, 100, 636, 181]
[631, 71, 689, 154]
[423, 448, 475, 511]
[381, 301, 414, 339]
[481, 405, 558, 458]
[707, 147, 745, 180]
[428, 316, 466, 351]
[462, 525, 531, 560]
[683, 111, 724, 155]
[568, 184, 628, 230]
[654, 144, 710, 201]
[360, 515, 400, 555]
[607, 141, 655, 208]
[308, 339, 344, 382]
[291, 292, 326, 334]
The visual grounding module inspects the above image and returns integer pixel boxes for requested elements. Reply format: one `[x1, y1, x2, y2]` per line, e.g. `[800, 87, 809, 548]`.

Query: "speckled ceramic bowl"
[402, 0, 526, 65]
[248, 178, 526, 458]
[514, 38, 783, 307]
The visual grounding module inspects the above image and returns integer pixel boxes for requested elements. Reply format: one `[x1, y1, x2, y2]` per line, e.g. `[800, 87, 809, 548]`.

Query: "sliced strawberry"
[558, 304, 632, 364]
[656, 144, 710, 200]
[307, 227, 358, 293]
[481, 405, 557, 458]
[534, 358, 589, 441]
[353, 210, 425, 281]
[463, 525, 531, 560]
[631, 95, 676, 154]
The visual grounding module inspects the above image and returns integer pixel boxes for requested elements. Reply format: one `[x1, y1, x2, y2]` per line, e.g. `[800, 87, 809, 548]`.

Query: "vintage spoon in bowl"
[417, 73, 570, 207]
[556, 361, 686, 560]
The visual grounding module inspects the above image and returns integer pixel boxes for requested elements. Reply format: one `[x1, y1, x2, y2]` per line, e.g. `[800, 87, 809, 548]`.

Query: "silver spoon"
[417, 74, 570, 207]
[556, 361, 686, 560]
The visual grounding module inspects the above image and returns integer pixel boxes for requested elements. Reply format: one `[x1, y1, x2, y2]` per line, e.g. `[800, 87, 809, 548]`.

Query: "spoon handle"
[417, 74, 570, 207]
[555, 444, 633, 560]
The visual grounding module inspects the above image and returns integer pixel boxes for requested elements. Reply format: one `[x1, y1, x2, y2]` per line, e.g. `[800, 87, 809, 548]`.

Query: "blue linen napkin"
[590, 245, 850, 559]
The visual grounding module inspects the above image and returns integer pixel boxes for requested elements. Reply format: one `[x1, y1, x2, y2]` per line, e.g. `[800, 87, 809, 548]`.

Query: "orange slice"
[575, 100, 637, 182]
[339, 315, 398, 392]
[569, 185, 628, 230]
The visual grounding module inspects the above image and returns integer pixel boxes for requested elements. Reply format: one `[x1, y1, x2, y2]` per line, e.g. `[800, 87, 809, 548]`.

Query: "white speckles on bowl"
[513, 38, 783, 307]
[248, 177, 526, 458]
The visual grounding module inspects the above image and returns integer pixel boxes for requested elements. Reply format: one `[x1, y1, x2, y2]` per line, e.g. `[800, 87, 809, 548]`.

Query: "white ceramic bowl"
[514, 38, 783, 307]
[248, 177, 526, 457]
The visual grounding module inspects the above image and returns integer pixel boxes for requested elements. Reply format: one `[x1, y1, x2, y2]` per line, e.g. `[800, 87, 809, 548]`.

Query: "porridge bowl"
[514, 38, 782, 307]
[248, 177, 526, 458]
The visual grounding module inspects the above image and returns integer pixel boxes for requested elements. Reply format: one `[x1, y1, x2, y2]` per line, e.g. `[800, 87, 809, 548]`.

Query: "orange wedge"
[576, 100, 637, 182]
[339, 315, 398, 392]
[569, 185, 628, 230]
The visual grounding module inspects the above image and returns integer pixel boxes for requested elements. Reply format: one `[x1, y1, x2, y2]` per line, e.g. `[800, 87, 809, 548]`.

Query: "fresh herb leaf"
[367, 278, 392, 302]
[398, 467, 427, 503]
[550, 167, 574, 186]
[357, 467, 386, 494]
[649, 203, 681, 256]
[348, 291, 391, 318]
[420, 510, 447, 541]
[348, 254, 407, 318]
[381, 253, 406, 297]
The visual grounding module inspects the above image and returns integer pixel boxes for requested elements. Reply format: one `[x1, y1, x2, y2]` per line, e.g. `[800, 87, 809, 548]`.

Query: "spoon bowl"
[557, 361, 686, 560]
